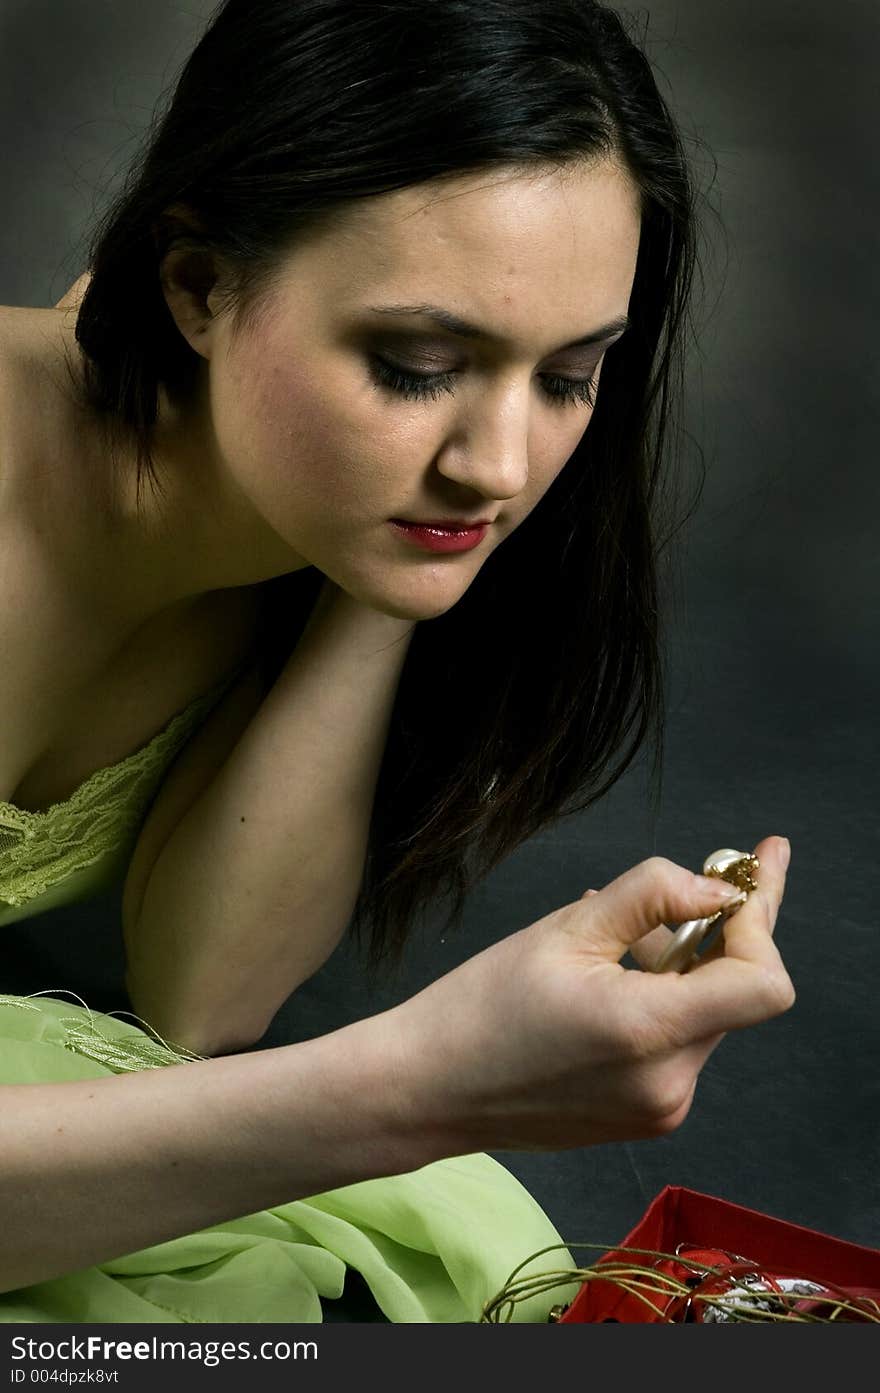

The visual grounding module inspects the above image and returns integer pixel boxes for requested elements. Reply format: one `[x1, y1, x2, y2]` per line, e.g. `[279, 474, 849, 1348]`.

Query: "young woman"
[0, 0, 793, 1322]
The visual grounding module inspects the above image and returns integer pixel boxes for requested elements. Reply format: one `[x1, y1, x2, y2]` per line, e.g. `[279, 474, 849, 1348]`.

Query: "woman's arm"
[0, 841, 792, 1293]
[122, 581, 416, 1056]
[0, 1010, 423, 1295]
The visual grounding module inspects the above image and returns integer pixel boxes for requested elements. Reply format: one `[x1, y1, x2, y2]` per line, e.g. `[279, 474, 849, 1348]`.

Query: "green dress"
[0, 672, 578, 1323]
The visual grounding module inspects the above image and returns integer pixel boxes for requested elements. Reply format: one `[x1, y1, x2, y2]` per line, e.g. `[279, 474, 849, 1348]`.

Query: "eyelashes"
[368, 356, 600, 410]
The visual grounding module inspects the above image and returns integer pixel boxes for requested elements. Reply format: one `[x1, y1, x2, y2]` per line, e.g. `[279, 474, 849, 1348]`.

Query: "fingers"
[577, 838, 794, 1036]
[580, 887, 677, 971]
[734, 834, 789, 944]
[665, 838, 794, 1034]
[628, 923, 676, 971]
[667, 933, 795, 1035]
[679, 835, 791, 978]
[577, 855, 760, 961]
[676, 836, 792, 976]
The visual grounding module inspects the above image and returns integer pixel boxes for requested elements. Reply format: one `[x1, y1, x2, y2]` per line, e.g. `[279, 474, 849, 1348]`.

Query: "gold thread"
[479, 1241, 880, 1324]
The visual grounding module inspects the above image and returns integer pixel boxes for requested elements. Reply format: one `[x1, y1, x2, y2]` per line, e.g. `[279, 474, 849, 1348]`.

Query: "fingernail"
[780, 838, 791, 871]
[697, 876, 743, 900]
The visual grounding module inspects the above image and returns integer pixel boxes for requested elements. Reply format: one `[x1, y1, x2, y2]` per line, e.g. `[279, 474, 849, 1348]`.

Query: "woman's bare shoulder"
[0, 303, 31, 400]
[0, 303, 61, 433]
[0, 300, 77, 377]
[53, 273, 91, 312]
[0, 302, 88, 501]
[0, 307, 38, 498]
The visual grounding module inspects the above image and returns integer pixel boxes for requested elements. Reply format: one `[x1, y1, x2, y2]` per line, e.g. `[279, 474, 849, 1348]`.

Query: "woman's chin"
[369, 585, 466, 623]
[382, 597, 454, 622]
[340, 563, 477, 622]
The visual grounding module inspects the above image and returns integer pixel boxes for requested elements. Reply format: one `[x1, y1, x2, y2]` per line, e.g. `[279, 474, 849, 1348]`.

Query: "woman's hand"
[386, 836, 793, 1157]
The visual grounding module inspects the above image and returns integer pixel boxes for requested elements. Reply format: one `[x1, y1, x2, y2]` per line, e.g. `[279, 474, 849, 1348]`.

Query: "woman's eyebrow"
[364, 303, 630, 351]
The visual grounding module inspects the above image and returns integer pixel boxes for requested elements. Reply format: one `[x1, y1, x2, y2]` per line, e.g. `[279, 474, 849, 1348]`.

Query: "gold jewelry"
[653, 848, 760, 974]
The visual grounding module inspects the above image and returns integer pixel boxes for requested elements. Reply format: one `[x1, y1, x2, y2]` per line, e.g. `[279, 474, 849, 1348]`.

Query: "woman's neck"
[7, 305, 310, 640]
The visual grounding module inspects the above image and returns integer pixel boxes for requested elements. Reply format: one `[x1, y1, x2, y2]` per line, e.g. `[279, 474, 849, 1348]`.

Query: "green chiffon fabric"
[0, 991, 580, 1324]
[0, 679, 580, 1324]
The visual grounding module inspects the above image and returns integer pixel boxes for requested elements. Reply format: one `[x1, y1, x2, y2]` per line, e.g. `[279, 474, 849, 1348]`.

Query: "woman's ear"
[154, 206, 232, 361]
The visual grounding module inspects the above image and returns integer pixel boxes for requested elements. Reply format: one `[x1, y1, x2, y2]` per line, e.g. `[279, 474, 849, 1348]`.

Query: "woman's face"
[186, 157, 641, 619]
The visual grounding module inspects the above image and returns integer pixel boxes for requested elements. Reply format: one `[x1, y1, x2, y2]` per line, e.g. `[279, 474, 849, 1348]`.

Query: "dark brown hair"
[70, 0, 709, 979]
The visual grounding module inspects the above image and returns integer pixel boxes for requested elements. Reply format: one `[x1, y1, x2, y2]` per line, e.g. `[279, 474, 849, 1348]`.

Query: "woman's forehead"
[268, 160, 641, 346]
[329, 157, 639, 249]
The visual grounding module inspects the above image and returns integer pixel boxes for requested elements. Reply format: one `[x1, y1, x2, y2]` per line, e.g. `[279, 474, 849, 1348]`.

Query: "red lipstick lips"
[389, 519, 490, 553]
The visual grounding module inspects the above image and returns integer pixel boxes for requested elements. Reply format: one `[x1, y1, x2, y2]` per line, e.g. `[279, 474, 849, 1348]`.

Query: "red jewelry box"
[557, 1185, 880, 1323]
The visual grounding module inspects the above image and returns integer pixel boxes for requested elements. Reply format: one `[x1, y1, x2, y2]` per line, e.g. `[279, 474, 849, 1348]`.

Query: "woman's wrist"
[286, 1007, 452, 1179]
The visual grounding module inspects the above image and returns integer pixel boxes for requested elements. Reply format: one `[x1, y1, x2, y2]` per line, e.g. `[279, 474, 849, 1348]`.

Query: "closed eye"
[368, 356, 600, 409]
[540, 373, 599, 409]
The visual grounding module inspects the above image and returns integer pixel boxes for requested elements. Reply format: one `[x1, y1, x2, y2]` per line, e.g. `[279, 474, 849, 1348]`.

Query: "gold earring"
[653, 848, 760, 974]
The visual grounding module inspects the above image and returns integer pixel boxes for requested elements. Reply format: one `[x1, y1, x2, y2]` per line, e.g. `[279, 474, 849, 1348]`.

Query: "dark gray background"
[3, 0, 878, 1317]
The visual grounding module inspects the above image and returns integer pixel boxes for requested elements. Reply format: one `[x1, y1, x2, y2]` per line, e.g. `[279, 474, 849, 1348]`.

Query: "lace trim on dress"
[0, 676, 237, 911]
[0, 990, 209, 1068]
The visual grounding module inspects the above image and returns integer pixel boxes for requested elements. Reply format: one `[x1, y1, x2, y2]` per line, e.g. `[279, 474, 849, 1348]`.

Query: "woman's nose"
[434, 387, 531, 502]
